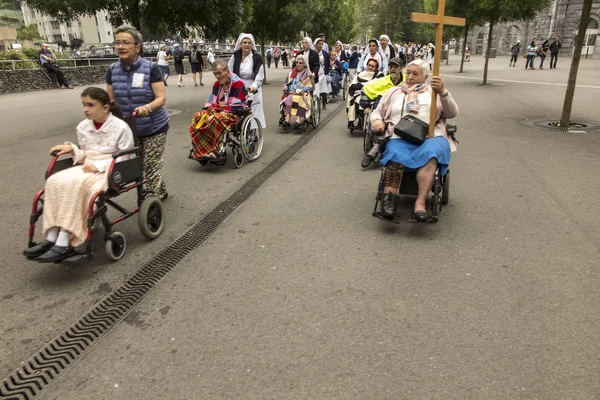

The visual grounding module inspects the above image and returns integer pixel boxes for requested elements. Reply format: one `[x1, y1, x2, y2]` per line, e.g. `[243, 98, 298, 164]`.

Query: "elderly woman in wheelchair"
[371, 59, 458, 223]
[279, 55, 317, 130]
[347, 58, 383, 132]
[23, 87, 143, 262]
[189, 59, 262, 168]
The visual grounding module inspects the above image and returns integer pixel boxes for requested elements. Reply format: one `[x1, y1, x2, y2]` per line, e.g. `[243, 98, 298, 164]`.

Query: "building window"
[66, 21, 71, 27]
[54, 34, 62, 42]
[69, 34, 74, 41]
[51, 21, 60, 29]
[79, 21, 82, 27]
[108, 31, 111, 36]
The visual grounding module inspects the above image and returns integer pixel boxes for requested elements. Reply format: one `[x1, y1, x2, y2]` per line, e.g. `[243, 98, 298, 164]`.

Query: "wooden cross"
[412, 2, 465, 137]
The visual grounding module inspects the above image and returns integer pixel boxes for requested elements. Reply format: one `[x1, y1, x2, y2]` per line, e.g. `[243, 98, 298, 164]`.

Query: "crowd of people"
[26, 27, 460, 261]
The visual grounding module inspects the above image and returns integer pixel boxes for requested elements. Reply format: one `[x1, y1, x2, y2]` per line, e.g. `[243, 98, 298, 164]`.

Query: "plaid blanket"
[189, 109, 239, 158]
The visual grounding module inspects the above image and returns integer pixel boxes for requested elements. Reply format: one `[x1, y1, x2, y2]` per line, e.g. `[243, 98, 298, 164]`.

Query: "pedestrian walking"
[538, 39, 550, 69]
[509, 40, 520, 67]
[525, 40, 537, 70]
[156, 45, 171, 85]
[549, 36, 561, 69]
[172, 43, 185, 86]
[189, 44, 204, 86]
[266, 47, 272, 68]
[281, 46, 289, 68]
[107, 25, 170, 201]
[273, 47, 281, 68]
[207, 48, 215, 69]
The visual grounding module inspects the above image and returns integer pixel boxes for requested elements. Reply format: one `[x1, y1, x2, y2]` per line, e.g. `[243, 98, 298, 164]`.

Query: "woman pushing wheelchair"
[371, 59, 458, 221]
[23, 88, 134, 262]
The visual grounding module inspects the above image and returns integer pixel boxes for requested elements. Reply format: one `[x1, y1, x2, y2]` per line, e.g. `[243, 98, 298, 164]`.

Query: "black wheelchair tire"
[442, 172, 450, 205]
[241, 115, 263, 162]
[105, 231, 126, 261]
[138, 197, 164, 240]
[311, 95, 320, 128]
[363, 120, 372, 152]
[233, 148, 244, 168]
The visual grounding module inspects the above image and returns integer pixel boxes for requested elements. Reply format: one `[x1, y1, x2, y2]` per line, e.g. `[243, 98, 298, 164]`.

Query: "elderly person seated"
[281, 55, 314, 129]
[371, 59, 458, 221]
[190, 60, 248, 162]
[347, 58, 384, 129]
[39, 43, 73, 89]
[23, 87, 134, 262]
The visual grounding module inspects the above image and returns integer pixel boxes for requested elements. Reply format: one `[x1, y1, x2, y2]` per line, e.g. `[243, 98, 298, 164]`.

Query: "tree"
[22, 0, 246, 38]
[70, 37, 84, 50]
[560, 0, 593, 127]
[16, 23, 44, 40]
[476, 0, 550, 84]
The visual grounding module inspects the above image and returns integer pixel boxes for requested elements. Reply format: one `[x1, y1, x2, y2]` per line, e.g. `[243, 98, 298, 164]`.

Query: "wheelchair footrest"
[372, 211, 401, 224]
[60, 253, 92, 264]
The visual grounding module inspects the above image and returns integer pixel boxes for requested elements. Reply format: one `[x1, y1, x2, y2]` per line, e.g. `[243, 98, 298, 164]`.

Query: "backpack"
[174, 49, 183, 62]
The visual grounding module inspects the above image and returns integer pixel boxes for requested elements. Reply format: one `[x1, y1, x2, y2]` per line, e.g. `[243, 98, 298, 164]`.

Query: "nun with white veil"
[228, 33, 266, 127]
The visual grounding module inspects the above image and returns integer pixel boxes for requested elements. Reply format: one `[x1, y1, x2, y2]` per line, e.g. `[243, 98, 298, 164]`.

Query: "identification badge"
[132, 73, 144, 88]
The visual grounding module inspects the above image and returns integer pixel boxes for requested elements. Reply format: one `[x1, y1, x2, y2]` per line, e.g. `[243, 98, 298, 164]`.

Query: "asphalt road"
[1, 55, 600, 399]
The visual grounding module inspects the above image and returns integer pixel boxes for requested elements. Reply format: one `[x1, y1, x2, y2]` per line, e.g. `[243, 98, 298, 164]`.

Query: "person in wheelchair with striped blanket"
[189, 59, 248, 162]
[281, 55, 314, 129]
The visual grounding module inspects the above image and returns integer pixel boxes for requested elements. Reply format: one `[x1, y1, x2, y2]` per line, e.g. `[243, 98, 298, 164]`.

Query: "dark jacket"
[348, 51, 360, 69]
[189, 49, 204, 65]
[550, 40, 561, 53]
[320, 49, 330, 76]
[510, 43, 521, 55]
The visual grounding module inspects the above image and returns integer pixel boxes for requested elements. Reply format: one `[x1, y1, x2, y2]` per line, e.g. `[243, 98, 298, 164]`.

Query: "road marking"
[442, 74, 600, 89]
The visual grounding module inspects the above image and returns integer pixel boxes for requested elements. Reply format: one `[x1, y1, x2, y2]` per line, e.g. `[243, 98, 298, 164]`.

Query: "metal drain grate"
[518, 119, 600, 133]
[0, 105, 344, 400]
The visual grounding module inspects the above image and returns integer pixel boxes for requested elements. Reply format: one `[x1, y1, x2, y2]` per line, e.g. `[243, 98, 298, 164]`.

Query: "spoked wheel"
[342, 75, 349, 101]
[311, 95, 321, 128]
[442, 171, 450, 205]
[138, 197, 164, 240]
[240, 115, 263, 162]
[363, 120, 373, 152]
[105, 231, 126, 261]
[233, 148, 244, 168]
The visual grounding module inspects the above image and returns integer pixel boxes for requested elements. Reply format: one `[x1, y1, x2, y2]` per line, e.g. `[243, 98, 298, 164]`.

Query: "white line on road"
[442, 74, 600, 89]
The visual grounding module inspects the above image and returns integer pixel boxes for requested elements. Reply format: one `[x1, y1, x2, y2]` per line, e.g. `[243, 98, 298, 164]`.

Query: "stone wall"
[0, 65, 108, 95]
[0, 61, 206, 95]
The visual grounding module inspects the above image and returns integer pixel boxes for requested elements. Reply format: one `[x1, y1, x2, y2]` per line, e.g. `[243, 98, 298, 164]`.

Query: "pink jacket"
[371, 86, 459, 152]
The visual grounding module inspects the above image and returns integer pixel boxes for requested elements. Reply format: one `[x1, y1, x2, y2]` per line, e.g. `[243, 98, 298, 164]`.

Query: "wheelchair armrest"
[112, 147, 140, 159]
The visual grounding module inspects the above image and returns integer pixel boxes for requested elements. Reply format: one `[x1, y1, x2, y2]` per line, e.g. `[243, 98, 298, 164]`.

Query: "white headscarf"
[302, 37, 314, 51]
[234, 33, 257, 51]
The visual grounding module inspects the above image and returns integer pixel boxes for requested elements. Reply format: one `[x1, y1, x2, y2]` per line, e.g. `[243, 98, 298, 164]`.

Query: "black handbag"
[394, 95, 429, 145]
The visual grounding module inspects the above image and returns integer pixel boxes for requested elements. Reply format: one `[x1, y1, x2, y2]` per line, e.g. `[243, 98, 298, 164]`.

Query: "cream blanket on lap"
[43, 152, 112, 247]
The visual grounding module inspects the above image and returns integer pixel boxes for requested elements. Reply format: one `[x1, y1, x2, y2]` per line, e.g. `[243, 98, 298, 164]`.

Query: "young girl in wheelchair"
[24, 88, 134, 262]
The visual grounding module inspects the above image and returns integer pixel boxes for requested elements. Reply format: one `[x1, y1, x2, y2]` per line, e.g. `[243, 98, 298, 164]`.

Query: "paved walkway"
[2, 57, 600, 399]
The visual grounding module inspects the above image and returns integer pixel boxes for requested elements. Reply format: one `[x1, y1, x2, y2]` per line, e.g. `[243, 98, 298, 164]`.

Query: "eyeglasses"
[114, 41, 135, 47]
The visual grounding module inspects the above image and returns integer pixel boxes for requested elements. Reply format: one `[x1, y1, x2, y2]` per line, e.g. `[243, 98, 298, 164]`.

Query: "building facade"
[20, 3, 115, 46]
[466, 0, 600, 58]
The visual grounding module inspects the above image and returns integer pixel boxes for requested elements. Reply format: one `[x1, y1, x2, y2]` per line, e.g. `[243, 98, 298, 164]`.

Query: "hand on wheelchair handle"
[49, 144, 73, 156]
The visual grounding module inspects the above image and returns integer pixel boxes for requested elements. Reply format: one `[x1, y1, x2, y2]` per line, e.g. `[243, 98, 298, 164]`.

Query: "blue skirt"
[380, 136, 451, 175]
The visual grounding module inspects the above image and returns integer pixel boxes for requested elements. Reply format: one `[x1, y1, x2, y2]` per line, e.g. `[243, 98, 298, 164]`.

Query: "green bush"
[21, 47, 40, 59]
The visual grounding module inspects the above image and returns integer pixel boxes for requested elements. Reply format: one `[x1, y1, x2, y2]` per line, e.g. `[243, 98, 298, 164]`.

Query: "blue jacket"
[109, 57, 169, 138]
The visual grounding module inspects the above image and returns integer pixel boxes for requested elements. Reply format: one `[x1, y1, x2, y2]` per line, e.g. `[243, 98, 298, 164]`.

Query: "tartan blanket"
[189, 108, 239, 158]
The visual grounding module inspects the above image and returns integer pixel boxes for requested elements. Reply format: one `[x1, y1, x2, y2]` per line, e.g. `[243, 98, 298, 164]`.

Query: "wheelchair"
[26, 147, 165, 262]
[371, 124, 456, 224]
[278, 88, 321, 132]
[189, 104, 264, 169]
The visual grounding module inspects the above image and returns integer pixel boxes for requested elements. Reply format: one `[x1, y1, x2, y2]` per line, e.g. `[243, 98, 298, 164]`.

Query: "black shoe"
[23, 240, 55, 259]
[292, 122, 300, 129]
[348, 121, 355, 129]
[412, 210, 428, 221]
[380, 193, 398, 218]
[282, 121, 290, 128]
[36, 245, 75, 263]
[361, 154, 374, 168]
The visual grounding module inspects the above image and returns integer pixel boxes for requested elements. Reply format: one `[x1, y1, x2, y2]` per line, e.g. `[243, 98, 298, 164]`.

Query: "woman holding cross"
[370, 59, 458, 221]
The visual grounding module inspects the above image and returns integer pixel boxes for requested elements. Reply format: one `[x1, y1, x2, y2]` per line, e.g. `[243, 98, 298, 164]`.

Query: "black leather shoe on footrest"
[380, 193, 398, 218]
[36, 245, 76, 263]
[23, 240, 55, 259]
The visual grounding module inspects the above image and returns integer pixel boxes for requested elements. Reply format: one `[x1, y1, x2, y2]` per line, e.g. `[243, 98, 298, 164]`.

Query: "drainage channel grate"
[0, 105, 344, 400]
[518, 119, 600, 133]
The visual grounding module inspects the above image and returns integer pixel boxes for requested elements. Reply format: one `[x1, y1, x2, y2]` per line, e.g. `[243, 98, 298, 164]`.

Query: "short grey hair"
[212, 59, 229, 72]
[407, 59, 429, 79]
[295, 54, 307, 65]
[115, 25, 143, 45]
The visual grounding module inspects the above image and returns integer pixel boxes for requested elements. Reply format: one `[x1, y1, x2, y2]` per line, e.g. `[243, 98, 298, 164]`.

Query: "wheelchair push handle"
[51, 150, 60, 156]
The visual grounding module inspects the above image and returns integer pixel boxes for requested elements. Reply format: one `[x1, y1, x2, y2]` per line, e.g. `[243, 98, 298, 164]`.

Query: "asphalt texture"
[1, 54, 600, 399]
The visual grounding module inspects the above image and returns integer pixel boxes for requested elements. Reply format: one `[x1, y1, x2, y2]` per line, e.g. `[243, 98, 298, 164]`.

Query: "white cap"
[173, 43, 179, 47]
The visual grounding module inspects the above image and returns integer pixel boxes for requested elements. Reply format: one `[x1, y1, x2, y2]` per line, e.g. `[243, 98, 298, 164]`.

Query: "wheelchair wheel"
[233, 148, 244, 168]
[138, 197, 164, 240]
[240, 115, 263, 162]
[342, 75, 349, 101]
[311, 95, 320, 128]
[442, 171, 450, 205]
[105, 231, 126, 261]
[363, 120, 373, 152]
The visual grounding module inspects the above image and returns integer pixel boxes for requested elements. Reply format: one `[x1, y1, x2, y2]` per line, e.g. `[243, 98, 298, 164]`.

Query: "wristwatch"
[440, 91, 450, 98]
[145, 104, 153, 113]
